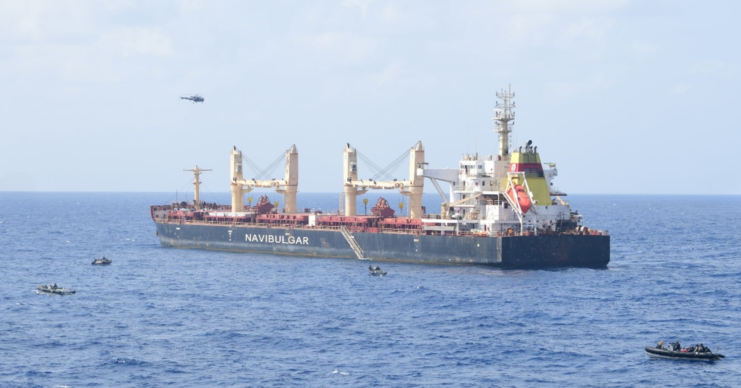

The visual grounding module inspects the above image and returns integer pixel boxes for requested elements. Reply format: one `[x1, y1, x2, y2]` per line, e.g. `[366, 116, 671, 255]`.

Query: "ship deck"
[151, 205, 607, 238]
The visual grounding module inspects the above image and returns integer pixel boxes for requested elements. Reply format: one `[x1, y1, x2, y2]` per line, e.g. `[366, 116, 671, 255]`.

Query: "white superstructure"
[418, 87, 578, 236]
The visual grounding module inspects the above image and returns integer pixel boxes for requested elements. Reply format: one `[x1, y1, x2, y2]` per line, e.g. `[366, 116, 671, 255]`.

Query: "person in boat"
[52, 283, 57, 290]
[657, 340, 663, 350]
[673, 341, 681, 351]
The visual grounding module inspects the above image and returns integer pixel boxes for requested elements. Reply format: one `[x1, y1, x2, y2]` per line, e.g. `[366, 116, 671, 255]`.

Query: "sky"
[1, 0, 739, 195]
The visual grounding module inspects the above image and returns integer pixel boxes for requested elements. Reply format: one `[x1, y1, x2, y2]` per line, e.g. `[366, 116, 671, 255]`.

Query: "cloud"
[179, 0, 204, 14]
[690, 60, 737, 78]
[0, 1, 89, 42]
[496, 0, 629, 54]
[370, 61, 403, 87]
[543, 72, 614, 101]
[506, 14, 555, 47]
[630, 40, 658, 57]
[671, 84, 690, 95]
[508, 0, 629, 13]
[342, 0, 374, 18]
[547, 17, 615, 56]
[566, 19, 611, 41]
[379, 3, 401, 23]
[99, 27, 174, 57]
[505, 15, 616, 53]
[293, 32, 377, 63]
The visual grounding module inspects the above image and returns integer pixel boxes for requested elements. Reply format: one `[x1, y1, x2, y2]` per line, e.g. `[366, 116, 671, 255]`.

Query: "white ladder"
[340, 226, 366, 260]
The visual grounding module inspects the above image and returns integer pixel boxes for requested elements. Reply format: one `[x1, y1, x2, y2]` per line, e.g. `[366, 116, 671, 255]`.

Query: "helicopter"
[180, 94, 204, 103]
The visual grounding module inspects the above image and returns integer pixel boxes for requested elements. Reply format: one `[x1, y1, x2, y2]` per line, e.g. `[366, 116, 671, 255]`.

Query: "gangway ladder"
[340, 226, 366, 260]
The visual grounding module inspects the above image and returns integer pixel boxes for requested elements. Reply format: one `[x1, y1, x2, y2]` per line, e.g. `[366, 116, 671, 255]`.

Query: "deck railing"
[154, 211, 609, 237]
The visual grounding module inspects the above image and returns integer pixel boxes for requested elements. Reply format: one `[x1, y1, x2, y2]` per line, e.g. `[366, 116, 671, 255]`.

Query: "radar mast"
[494, 85, 515, 158]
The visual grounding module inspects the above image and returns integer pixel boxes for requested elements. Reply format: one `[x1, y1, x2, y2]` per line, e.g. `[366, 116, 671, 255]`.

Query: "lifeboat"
[507, 184, 532, 214]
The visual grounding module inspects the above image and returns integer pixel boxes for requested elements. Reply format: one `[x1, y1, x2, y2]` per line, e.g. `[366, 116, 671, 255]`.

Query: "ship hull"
[155, 223, 610, 268]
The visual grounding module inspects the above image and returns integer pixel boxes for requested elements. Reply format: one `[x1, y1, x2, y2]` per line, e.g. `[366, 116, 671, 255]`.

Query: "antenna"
[184, 166, 212, 210]
[493, 84, 515, 158]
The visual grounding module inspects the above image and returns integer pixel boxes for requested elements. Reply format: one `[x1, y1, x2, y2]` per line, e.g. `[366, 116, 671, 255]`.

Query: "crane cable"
[241, 147, 291, 181]
[357, 147, 409, 181]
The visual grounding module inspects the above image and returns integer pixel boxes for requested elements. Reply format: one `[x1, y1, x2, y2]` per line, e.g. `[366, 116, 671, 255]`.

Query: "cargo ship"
[151, 87, 610, 267]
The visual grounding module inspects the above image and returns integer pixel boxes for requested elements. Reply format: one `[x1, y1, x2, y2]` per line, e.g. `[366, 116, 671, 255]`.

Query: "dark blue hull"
[155, 223, 609, 268]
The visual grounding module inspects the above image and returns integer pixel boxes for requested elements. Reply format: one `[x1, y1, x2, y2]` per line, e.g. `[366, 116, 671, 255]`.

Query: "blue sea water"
[1, 192, 740, 387]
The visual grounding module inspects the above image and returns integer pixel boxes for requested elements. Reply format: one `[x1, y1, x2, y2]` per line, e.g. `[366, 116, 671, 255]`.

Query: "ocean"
[1, 192, 740, 387]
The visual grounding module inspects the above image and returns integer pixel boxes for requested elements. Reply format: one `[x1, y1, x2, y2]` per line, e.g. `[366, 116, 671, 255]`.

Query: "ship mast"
[184, 166, 212, 210]
[494, 85, 515, 158]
